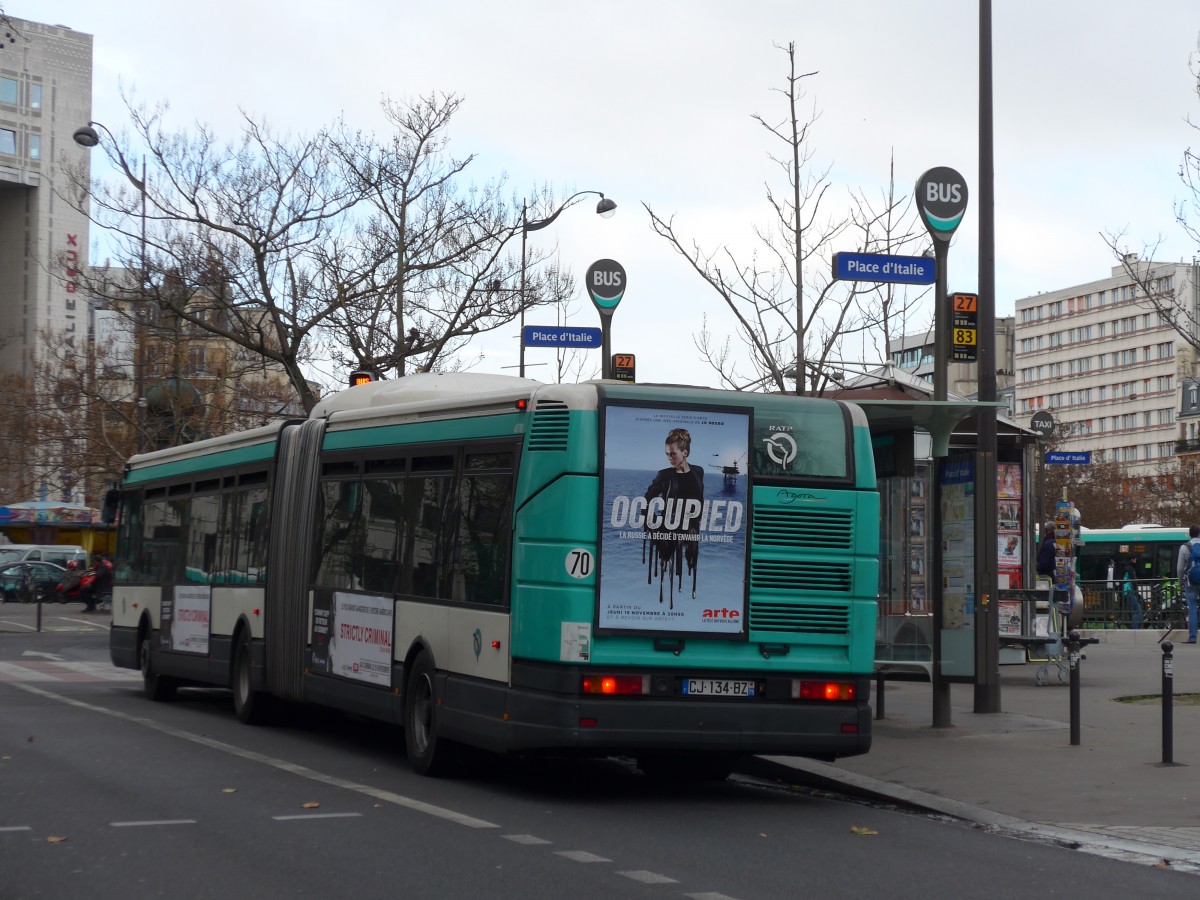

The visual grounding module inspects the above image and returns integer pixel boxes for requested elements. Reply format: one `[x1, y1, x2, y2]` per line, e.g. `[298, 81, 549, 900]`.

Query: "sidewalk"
[746, 630, 1200, 872]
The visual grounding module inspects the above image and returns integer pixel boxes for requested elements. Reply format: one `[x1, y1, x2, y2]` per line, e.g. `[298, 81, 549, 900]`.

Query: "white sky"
[24, 0, 1200, 389]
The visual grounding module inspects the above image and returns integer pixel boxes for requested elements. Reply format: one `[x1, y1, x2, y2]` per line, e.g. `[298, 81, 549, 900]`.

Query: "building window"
[0, 128, 15, 155]
[28, 134, 39, 160]
[0, 76, 16, 105]
[30, 83, 41, 111]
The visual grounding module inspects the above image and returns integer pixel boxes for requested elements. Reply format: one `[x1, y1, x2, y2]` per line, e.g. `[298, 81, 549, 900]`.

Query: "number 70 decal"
[566, 549, 594, 579]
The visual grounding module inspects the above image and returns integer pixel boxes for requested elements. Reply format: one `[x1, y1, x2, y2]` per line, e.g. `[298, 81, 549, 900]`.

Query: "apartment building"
[0, 17, 92, 376]
[1013, 257, 1200, 473]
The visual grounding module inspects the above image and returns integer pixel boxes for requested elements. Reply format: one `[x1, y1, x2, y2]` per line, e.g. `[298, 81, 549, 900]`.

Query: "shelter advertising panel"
[599, 403, 750, 635]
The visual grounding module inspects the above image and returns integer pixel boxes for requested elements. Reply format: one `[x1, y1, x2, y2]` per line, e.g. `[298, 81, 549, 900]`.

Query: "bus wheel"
[637, 752, 738, 782]
[232, 633, 271, 725]
[140, 633, 177, 702]
[404, 654, 454, 777]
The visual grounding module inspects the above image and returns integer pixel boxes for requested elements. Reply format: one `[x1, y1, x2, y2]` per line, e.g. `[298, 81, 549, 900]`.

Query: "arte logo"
[702, 608, 740, 619]
[762, 432, 797, 468]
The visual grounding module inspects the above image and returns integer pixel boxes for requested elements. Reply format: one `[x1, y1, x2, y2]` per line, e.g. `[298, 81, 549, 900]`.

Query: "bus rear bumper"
[441, 675, 872, 760]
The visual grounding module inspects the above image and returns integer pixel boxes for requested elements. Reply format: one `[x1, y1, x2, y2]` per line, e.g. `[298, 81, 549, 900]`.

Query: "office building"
[0, 17, 93, 377]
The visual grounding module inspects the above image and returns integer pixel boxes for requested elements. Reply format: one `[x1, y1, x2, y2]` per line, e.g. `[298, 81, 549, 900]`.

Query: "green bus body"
[1077, 525, 1189, 582]
[110, 375, 879, 770]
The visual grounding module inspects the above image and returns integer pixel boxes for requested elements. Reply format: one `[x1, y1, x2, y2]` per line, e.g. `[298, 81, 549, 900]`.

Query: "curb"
[739, 755, 1200, 873]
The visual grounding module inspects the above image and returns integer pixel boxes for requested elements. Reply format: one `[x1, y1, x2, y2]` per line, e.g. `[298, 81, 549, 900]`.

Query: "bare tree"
[63, 93, 562, 413]
[326, 96, 575, 379]
[645, 42, 926, 394]
[1101, 33, 1200, 350]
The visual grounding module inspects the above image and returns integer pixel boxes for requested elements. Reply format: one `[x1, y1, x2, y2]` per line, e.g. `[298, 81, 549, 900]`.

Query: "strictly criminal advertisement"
[598, 403, 750, 635]
[310, 591, 393, 686]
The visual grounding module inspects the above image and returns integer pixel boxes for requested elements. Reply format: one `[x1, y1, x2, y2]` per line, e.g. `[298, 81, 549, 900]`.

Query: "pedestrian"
[1175, 525, 1200, 644]
[91, 555, 114, 610]
[1122, 556, 1143, 630]
[1035, 521, 1056, 584]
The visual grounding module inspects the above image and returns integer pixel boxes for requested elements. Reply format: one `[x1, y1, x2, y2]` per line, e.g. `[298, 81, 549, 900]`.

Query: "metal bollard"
[1068, 630, 1082, 746]
[35, 597, 42, 633]
[1162, 640, 1174, 765]
[875, 671, 886, 720]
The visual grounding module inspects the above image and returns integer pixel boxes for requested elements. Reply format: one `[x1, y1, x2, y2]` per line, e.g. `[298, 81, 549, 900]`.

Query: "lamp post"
[74, 122, 149, 453]
[520, 191, 616, 377]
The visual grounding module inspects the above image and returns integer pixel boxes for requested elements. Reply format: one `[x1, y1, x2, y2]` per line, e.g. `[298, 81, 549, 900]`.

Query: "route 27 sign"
[950, 292, 978, 362]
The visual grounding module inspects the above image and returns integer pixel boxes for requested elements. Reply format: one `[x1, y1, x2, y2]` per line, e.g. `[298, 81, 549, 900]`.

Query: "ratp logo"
[762, 432, 797, 468]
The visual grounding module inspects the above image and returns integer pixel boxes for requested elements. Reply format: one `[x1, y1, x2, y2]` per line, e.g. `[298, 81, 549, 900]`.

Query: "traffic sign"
[950, 292, 978, 362]
[522, 326, 602, 348]
[585, 258, 626, 314]
[1046, 451, 1091, 465]
[916, 167, 969, 242]
[832, 252, 935, 285]
[1030, 411, 1055, 436]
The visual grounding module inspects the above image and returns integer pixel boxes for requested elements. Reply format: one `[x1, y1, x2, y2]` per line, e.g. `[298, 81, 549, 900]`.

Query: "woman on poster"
[643, 427, 705, 607]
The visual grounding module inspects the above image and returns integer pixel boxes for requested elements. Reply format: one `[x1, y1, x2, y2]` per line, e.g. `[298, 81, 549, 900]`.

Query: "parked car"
[0, 544, 87, 567]
[0, 561, 68, 603]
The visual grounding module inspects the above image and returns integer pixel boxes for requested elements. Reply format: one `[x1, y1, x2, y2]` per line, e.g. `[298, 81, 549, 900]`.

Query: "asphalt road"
[1, 606, 1197, 899]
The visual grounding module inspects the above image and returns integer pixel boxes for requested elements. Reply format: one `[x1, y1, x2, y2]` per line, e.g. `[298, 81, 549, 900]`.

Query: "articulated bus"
[110, 374, 880, 778]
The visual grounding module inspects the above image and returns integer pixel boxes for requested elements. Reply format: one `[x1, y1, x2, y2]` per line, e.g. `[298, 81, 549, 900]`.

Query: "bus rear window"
[752, 405, 849, 480]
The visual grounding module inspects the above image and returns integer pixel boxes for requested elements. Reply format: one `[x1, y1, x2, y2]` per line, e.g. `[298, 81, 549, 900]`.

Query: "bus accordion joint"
[581, 674, 651, 695]
[795, 680, 857, 701]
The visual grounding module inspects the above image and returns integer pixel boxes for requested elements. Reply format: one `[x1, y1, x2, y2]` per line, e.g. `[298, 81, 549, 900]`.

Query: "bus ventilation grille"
[749, 600, 851, 634]
[750, 559, 853, 593]
[527, 402, 570, 451]
[752, 506, 853, 550]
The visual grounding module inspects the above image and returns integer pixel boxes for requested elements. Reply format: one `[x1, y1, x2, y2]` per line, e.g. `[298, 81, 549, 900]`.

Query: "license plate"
[682, 678, 756, 697]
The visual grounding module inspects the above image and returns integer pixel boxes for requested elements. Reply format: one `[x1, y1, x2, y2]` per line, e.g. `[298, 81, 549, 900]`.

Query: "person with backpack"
[1175, 525, 1200, 643]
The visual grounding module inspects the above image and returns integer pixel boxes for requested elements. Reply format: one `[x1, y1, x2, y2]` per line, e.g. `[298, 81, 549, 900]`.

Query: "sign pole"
[916, 165, 969, 729]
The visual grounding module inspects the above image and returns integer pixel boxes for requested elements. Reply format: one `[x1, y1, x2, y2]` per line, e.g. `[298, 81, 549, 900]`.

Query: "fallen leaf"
[46, 836, 68, 843]
[222, 788, 237, 793]
[302, 802, 320, 809]
[850, 825, 878, 835]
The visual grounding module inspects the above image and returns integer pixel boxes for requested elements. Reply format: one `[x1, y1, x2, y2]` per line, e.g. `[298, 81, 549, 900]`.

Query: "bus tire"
[404, 653, 454, 777]
[637, 752, 737, 782]
[140, 632, 177, 702]
[232, 633, 271, 725]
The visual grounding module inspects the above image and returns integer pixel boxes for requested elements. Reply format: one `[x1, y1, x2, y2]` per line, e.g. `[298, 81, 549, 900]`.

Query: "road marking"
[273, 812, 363, 821]
[619, 870, 679, 885]
[22, 651, 66, 661]
[686, 894, 742, 900]
[12, 682, 499, 830]
[555, 850, 611, 863]
[111, 819, 197, 827]
[0, 825, 33, 832]
[0, 660, 140, 684]
[503, 834, 552, 845]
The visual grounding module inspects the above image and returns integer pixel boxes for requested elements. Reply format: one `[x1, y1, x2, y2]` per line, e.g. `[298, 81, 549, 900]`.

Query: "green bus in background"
[109, 373, 879, 779]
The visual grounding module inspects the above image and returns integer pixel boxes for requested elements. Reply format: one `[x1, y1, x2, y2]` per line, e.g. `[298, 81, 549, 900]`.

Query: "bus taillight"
[795, 680, 857, 701]
[581, 674, 649, 695]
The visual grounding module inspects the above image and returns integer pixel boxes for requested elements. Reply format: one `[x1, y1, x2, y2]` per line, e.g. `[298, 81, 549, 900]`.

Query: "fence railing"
[1076, 577, 1188, 630]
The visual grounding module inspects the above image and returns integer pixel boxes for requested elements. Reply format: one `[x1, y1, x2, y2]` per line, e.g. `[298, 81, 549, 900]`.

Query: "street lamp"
[520, 191, 616, 378]
[74, 121, 149, 453]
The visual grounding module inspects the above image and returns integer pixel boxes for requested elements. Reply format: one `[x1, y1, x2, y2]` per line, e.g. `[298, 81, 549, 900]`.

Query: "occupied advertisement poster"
[311, 591, 393, 686]
[169, 585, 211, 654]
[599, 403, 750, 635]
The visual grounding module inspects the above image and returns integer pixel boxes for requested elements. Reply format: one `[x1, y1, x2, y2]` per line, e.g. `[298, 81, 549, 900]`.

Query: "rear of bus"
[506, 383, 878, 762]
